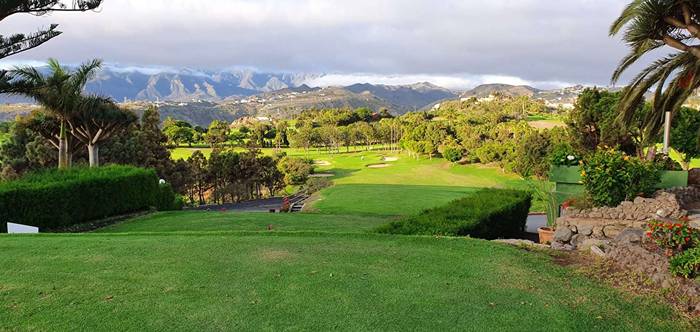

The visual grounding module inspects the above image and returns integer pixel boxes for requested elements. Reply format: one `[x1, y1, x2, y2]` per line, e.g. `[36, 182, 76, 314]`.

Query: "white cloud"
[305, 73, 575, 90]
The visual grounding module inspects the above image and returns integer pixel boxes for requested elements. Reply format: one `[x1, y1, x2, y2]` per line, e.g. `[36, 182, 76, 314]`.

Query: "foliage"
[549, 144, 581, 167]
[526, 179, 558, 227]
[442, 146, 463, 163]
[669, 247, 700, 278]
[0, 1, 102, 60]
[155, 183, 183, 211]
[278, 156, 313, 186]
[0, 165, 171, 231]
[303, 177, 333, 194]
[566, 88, 648, 156]
[610, 1, 700, 140]
[376, 189, 531, 239]
[646, 220, 699, 253]
[670, 107, 700, 169]
[581, 149, 660, 207]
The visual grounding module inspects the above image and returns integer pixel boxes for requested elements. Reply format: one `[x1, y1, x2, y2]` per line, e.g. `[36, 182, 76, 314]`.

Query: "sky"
[0, 0, 653, 90]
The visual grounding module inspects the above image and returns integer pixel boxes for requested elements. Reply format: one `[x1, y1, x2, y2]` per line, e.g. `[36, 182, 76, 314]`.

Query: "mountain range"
[0, 65, 596, 126]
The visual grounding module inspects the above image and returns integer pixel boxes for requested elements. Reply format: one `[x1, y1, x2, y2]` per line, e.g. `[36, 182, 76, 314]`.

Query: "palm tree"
[6, 58, 102, 168]
[610, 1, 700, 142]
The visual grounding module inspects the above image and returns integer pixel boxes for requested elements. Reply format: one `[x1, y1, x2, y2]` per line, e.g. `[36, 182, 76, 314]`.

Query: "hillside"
[461, 84, 541, 98]
[459, 84, 587, 109]
[345, 82, 456, 112]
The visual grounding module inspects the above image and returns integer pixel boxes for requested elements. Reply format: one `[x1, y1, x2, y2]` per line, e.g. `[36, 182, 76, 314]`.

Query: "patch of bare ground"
[257, 249, 296, 263]
[309, 173, 334, 178]
[551, 249, 700, 321]
[366, 163, 391, 168]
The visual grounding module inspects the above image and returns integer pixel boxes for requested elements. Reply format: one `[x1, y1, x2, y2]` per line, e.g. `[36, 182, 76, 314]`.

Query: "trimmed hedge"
[376, 189, 531, 239]
[0, 165, 177, 232]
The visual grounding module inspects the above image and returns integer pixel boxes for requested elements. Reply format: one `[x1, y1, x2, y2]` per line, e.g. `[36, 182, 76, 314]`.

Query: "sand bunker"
[314, 160, 331, 166]
[366, 163, 391, 168]
[309, 173, 334, 178]
[382, 157, 399, 162]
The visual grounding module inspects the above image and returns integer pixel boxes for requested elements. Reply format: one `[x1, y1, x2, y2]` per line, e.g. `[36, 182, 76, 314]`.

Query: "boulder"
[602, 225, 624, 238]
[614, 228, 644, 244]
[578, 238, 608, 252]
[553, 227, 573, 243]
[570, 234, 588, 248]
[578, 225, 593, 236]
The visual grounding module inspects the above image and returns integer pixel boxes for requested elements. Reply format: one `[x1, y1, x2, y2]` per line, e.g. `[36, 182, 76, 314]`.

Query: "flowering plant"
[550, 147, 581, 167]
[646, 220, 699, 252]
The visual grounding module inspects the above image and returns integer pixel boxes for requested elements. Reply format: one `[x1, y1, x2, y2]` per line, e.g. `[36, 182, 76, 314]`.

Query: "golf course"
[0, 149, 694, 330]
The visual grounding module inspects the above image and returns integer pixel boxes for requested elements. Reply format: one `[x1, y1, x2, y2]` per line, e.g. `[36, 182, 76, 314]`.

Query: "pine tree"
[0, 1, 102, 59]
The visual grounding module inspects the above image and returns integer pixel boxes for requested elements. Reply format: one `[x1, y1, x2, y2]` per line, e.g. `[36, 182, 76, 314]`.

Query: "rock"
[603, 226, 624, 238]
[493, 239, 549, 249]
[578, 225, 593, 236]
[614, 228, 644, 244]
[656, 209, 671, 218]
[689, 220, 700, 230]
[634, 197, 645, 204]
[590, 245, 606, 258]
[579, 238, 607, 252]
[589, 212, 603, 218]
[569, 225, 577, 233]
[593, 226, 605, 238]
[553, 227, 573, 243]
[570, 234, 588, 248]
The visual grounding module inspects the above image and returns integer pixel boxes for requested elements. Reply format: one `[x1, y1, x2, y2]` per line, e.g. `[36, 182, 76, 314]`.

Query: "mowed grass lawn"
[171, 146, 532, 214]
[98, 211, 391, 233]
[0, 233, 690, 331]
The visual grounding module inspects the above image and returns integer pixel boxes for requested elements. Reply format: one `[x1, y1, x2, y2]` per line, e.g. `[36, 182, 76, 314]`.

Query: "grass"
[0, 232, 691, 331]
[98, 211, 391, 233]
[2, 146, 691, 330]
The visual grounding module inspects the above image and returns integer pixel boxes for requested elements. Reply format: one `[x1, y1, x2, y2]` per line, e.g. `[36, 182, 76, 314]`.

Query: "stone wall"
[553, 187, 700, 250]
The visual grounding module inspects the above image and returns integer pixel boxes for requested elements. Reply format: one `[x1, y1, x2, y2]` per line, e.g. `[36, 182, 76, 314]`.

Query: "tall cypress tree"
[0, 0, 103, 59]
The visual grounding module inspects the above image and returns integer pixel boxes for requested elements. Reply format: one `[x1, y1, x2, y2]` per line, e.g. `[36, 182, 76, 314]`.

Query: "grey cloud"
[0, 0, 656, 87]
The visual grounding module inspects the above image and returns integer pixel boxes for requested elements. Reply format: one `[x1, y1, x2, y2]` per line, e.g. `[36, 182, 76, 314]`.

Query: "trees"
[68, 97, 137, 167]
[610, 1, 700, 137]
[163, 119, 196, 147]
[566, 88, 650, 156]
[671, 107, 700, 169]
[7, 58, 103, 168]
[0, 1, 103, 60]
[207, 120, 230, 149]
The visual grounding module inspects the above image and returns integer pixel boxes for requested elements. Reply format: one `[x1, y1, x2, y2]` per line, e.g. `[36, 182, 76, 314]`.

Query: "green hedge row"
[376, 189, 531, 239]
[0, 165, 179, 232]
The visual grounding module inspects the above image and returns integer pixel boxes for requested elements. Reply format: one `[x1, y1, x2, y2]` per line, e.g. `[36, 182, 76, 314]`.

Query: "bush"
[0, 165, 171, 231]
[670, 247, 700, 278]
[303, 177, 333, 194]
[646, 220, 699, 252]
[442, 147, 463, 163]
[278, 157, 314, 185]
[581, 149, 660, 207]
[155, 183, 182, 211]
[376, 189, 531, 239]
[549, 145, 581, 167]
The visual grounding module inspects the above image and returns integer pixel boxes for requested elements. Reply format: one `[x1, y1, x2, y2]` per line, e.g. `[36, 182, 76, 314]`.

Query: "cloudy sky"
[0, 0, 654, 89]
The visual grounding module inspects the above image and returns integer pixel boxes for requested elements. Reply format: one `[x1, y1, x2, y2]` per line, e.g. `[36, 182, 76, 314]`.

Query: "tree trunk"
[87, 144, 99, 167]
[58, 121, 69, 169]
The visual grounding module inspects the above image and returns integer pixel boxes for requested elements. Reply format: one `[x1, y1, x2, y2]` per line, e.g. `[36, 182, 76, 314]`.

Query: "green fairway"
[311, 184, 479, 216]
[98, 211, 391, 233]
[0, 233, 689, 331]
